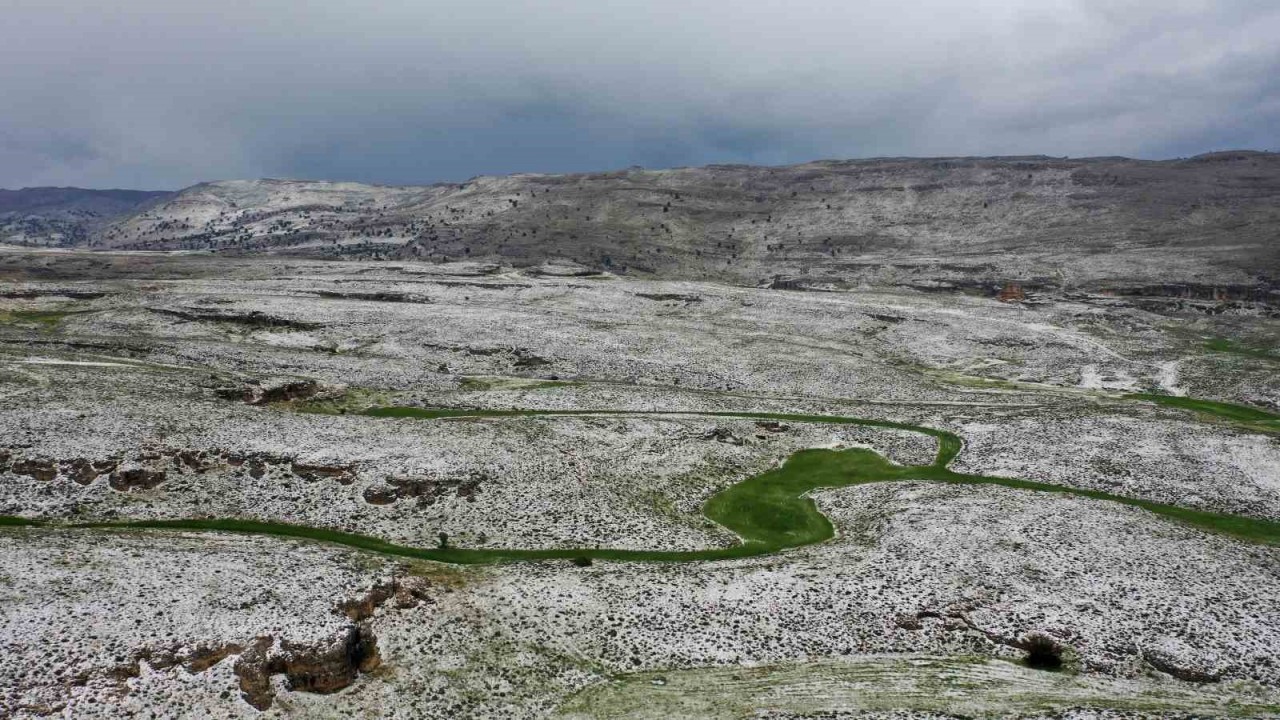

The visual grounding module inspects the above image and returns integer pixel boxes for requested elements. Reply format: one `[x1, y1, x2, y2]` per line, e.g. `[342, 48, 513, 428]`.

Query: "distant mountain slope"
[82, 152, 1280, 293]
[0, 187, 172, 247]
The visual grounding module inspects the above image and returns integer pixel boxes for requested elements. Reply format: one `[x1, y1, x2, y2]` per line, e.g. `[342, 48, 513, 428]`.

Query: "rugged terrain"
[0, 188, 172, 248]
[5, 152, 1280, 297]
[1, 239, 1277, 717]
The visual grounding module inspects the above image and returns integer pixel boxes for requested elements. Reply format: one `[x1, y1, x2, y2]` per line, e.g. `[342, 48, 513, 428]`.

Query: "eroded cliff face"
[0, 443, 359, 494]
[182, 574, 435, 710]
[231, 624, 381, 710]
[91, 576, 434, 711]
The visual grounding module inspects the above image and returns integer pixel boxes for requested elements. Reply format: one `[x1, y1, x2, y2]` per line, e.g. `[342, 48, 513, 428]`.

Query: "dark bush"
[1023, 633, 1064, 670]
[571, 556, 593, 567]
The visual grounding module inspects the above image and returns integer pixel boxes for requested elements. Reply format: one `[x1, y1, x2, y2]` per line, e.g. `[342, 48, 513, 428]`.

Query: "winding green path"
[5, 401, 1280, 563]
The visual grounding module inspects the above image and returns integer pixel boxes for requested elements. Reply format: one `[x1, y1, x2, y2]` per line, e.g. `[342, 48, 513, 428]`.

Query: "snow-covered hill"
[0, 187, 171, 247]
[20, 152, 1280, 294]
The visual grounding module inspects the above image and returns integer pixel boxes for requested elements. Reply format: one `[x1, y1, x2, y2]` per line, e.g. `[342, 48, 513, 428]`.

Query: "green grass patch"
[1206, 337, 1278, 361]
[1125, 393, 1280, 434]
[0, 516, 43, 527]
[0, 309, 87, 329]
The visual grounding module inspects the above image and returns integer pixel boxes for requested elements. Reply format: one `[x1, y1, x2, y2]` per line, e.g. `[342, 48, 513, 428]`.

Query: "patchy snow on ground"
[1, 252, 1278, 718]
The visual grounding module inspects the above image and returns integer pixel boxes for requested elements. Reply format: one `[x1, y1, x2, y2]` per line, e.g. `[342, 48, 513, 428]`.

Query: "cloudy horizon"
[3, 0, 1278, 190]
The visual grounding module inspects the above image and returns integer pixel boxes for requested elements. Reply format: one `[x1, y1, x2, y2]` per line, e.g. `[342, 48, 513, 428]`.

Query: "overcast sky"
[2, 0, 1277, 189]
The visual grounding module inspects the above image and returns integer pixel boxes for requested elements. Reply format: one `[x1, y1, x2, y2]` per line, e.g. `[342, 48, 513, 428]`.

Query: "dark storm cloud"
[2, 0, 1277, 189]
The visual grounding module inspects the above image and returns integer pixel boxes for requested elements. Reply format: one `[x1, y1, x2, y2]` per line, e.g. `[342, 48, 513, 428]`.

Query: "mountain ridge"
[0, 187, 173, 247]
[5, 152, 1278, 295]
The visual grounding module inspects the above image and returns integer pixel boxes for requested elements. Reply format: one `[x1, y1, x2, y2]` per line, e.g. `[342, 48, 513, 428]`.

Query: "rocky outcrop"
[150, 307, 323, 331]
[0, 445, 360, 491]
[361, 486, 398, 505]
[60, 458, 99, 484]
[635, 292, 702, 303]
[0, 289, 108, 300]
[1072, 282, 1280, 317]
[703, 427, 746, 445]
[255, 380, 322, 405]
[233, 575, 435, 709]
[1105, 282, 1276, 303]
[291, 462, 357, 485]
[108, 466, 167, 491]
[238, 453, 356, 484]
[526, 261, 601, 277]
[174, 449, 214, 472]
[316, 290, 431, 303]
[767, 275, 822, 292]
[997, 283, 1026, 302]
[457, 345, 553, 369]
[184, 643, 245, 673]
[217, 378, 323, 405]
[6, 453, 122, 485]
[361, 472, 484, 506]
[95, 575, 432, 711]
[512, 349, 552, 369]
[11, 458, 57, 482]
[337, 576, 433, 620]
[234, 625, 381, 710]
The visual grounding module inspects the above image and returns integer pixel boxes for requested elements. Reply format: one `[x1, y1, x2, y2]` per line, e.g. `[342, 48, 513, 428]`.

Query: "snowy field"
[1, 250, 1278, 717]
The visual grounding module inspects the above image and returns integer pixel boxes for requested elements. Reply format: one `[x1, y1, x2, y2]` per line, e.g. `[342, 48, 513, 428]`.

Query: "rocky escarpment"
[232, 626, 381, 710]
[150, 306, 324, 331]
[97, 575, 433, 711]
[315, 289, 432, 303]
[0, 288, 108, 300]
[0, 443, 359, 494]
[214, 378, 327, 405]
[5, 451, 156, 489]
[231, 573, 434, 710]
[362, 471, 485, 506]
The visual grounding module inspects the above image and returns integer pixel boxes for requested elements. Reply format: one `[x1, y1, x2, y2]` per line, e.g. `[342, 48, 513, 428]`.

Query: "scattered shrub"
[1023, 633, 1064, 670]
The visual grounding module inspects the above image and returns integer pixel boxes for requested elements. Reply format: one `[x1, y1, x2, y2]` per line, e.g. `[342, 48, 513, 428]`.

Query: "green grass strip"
[1205, 337, 1278, 361]
[0, 516, 44, 527]
[5, 404, 1278, 562]
[1125, 393, 1280, 433]
[0, 308, 92, 329]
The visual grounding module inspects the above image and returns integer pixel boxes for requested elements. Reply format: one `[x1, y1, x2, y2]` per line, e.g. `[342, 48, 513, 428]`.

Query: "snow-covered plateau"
[1, 248, 1278, 718]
